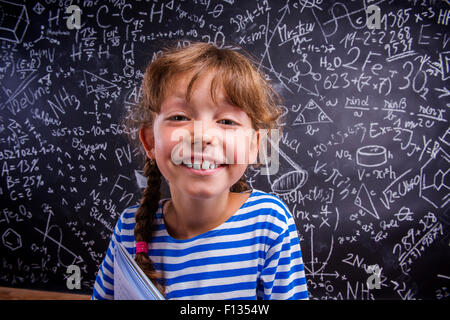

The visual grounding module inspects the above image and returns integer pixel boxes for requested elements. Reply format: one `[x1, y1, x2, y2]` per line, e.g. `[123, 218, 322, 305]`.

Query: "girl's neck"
[162, 189, 251, 240]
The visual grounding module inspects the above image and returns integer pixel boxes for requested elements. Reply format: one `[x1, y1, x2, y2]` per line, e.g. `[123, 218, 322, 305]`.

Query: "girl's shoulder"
[112, 205, 138, 238]
[246, 189, 295, 226]
[117, 204, 139, 226]
[114, 199, 167, 232]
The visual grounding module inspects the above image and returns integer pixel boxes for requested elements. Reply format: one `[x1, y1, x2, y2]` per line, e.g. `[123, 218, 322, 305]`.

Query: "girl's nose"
[193, 131, 218, 150]
[202, 132, 215, 146]
[192, 120, 220, 149]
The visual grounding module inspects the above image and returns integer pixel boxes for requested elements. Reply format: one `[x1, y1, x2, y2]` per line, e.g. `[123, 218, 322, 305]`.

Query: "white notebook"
[114, 242, 165, 300]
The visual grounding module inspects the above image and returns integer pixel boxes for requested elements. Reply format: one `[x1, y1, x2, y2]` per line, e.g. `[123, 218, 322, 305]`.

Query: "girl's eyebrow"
[164, 90, 247, 116]
[162, 93, 188, 106]
[173, 90, 187, 99]
[165, 91, 186, 101]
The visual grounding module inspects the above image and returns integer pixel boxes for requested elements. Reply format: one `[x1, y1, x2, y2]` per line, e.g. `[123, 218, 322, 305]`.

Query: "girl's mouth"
[178, 160, 228, 175]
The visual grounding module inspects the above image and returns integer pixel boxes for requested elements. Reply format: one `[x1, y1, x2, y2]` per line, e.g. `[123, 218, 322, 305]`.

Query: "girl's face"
[139, 71, 259, 199]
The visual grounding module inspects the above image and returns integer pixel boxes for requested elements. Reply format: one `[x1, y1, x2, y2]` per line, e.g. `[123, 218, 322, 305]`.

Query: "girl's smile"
[178, 161, 227, 176]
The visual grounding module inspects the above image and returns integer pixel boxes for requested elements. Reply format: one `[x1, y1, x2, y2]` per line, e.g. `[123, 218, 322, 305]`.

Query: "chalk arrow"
[434, 87, 450, 99]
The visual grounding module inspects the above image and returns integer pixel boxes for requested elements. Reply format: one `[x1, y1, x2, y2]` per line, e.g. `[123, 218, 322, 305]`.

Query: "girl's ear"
[139, 126, 155, 159]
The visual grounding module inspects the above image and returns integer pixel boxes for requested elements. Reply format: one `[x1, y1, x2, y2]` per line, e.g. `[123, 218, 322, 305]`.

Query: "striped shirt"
[92, 189, 309, 300]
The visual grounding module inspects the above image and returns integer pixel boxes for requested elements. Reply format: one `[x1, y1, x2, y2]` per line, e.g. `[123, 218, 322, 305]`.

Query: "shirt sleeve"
[91, 217, 122, 300]
[259, 211, 309, 300]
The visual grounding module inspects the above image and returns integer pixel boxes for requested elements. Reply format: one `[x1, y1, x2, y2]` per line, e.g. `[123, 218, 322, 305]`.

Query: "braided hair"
[133, 157, 165, 294]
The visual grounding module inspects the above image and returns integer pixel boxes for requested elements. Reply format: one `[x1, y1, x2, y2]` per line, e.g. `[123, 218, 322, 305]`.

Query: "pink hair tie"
[136, 241, 148, 254]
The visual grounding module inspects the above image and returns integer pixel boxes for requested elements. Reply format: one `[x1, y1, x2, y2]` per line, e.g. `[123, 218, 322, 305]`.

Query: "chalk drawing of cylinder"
[356, 145, 387, 167]
[272, 169, 308, 194]
[0, 0, 29, 43]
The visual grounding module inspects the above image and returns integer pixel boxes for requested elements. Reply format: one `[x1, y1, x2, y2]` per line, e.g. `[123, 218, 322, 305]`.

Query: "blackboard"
[1, 0, 449, 300]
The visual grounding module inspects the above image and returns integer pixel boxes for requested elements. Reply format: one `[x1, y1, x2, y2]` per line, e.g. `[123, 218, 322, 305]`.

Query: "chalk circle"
[272, 169, 308, 194]
[356, 145, 387, 167]
[293, 60, 311, 76]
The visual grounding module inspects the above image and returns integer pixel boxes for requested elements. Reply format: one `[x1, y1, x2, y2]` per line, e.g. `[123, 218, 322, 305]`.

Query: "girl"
[92, 41, 309, 300]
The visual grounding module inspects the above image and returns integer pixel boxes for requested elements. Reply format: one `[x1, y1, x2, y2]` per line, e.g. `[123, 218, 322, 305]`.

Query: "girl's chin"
[173, 184, 226, 199]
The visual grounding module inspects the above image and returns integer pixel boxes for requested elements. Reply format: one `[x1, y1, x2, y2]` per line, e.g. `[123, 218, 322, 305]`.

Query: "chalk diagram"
[420, 146, 450, 209]
[302, 206, 339, 283]
[0, 0, 29, 43]
[303, 234, 339, 283]
[356, 145, 387, 168]
[293, 99, 333, 125]
[32, 2, 45, 15]
[34, 205, 83, 268]
[82, 70, 119, 97]
[353, 145, 387, 220]
[354, 183, 379, 220]
[2, 227, 22, 251]
[288, 59, 321, 83]
[82, 70, 120, 123]
[261, 136, 308, 194]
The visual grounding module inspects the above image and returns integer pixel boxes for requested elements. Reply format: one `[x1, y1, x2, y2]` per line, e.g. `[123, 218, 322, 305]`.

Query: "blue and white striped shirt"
[92, 189, 309, 300]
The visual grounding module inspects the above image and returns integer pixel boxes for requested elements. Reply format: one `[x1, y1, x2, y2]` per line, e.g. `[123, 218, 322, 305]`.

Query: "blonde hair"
[125, 41, 284, 295]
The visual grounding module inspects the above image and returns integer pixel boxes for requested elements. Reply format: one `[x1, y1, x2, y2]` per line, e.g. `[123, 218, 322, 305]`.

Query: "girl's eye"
[218, 119, 237, 126]
[169, 115, 188, 121]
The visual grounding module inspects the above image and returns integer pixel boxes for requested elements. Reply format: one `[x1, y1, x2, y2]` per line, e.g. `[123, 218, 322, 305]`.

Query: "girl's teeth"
[201, 161, 210, 170]
[183, 161, 219, 170]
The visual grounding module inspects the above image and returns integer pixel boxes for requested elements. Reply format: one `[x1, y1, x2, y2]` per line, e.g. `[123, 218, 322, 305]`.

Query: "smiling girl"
[92, 41, 309, 300]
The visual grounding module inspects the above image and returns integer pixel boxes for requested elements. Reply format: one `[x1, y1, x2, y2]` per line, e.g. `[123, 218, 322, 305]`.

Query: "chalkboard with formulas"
[0, 0, 449, 300]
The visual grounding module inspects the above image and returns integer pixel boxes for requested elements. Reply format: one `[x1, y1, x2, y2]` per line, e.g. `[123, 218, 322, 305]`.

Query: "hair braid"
[134, 157, 165, 295]
[230, 173, 250, 193]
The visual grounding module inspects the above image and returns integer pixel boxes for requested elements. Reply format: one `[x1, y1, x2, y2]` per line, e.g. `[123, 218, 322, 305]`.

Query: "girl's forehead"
[171, 70, 216, 89]
[165, 71, 227, 103]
